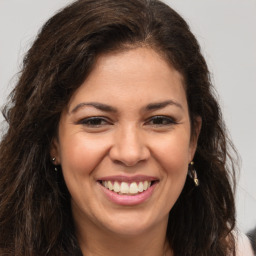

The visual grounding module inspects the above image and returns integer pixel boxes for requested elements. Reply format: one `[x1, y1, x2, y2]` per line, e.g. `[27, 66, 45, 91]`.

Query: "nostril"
[112, 158, 147, 167]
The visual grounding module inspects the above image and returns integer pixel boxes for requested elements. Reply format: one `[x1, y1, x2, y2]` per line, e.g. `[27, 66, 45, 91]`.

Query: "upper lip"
[97, 175, 159, 183]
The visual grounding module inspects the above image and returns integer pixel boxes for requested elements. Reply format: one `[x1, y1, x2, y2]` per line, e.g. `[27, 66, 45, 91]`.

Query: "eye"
[145, 116, 177, 126]
[77, 117, 111, 127]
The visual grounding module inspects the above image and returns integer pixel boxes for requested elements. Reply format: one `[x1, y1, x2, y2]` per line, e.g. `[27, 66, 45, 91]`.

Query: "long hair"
[0, 0, 236, 255]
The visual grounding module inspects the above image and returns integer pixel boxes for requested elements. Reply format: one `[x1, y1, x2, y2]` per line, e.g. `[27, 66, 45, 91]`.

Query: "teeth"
[129, 182, 138, 194]
[108, 181, 113, 190]
[102, 180, 153, 195]
[144, 181, 150, 190]
[120, 182, 129, 193]
[113, 181, 120, 193]
[138, 182, 144, 192]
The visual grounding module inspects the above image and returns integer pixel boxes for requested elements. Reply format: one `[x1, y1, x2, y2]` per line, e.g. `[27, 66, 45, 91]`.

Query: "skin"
[51, 47, 201, 256]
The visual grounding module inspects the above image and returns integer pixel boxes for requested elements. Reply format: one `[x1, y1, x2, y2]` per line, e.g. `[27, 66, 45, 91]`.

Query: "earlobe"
[50, 138, 60, 164]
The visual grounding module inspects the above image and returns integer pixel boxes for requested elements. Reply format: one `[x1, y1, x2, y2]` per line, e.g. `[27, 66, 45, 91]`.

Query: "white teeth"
[143, 181, 148, 190]
[129, 182, 138, 194]
[113, 181, 120, 193]
[102, 180, 153, 194]
[108, 181, 113, 190]
[138, 182, 144, 192]
[120, 182, 129, 193]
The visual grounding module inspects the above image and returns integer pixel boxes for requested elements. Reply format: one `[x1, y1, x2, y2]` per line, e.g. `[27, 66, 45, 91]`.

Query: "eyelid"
[77, 116, 113, 126]
[145, 115, 178, 126]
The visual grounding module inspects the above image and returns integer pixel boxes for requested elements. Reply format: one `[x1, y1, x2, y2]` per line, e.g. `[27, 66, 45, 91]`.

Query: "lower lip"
[99, 183, 157, 206]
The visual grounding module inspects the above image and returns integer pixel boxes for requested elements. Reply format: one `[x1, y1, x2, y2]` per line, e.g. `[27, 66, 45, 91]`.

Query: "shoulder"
[235, 232, 254, 256]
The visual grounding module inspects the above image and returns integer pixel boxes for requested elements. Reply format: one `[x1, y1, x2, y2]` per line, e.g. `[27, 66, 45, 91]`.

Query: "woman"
[0, 0, 244, 255]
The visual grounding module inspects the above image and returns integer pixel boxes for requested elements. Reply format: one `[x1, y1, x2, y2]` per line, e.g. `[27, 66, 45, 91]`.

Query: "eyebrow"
[70, 99, 183, 114]
[70, 102, 118, 114]
[144, 100, 183, 111]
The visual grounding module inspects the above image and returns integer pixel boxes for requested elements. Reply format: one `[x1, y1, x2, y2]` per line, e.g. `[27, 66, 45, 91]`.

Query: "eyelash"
[77, 115, 177, 128]
[77, 117, 111, 127]
[145, 116, 177, 126]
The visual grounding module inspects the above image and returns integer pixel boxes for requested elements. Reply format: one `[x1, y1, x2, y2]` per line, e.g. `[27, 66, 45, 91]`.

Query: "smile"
[101, 180, 152, 195]
[97, 175, 158, 205]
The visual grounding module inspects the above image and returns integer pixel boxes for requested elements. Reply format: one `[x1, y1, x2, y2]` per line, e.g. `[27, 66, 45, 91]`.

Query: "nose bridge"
[109, 123, 149, 166]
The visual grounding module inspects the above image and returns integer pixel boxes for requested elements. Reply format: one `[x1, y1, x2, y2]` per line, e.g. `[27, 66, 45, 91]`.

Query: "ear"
[50, 137, 61, 165]
[189, 116, 202, 162]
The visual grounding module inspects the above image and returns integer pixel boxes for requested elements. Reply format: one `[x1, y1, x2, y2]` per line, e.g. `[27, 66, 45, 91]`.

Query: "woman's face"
[52, 47, 200, 237]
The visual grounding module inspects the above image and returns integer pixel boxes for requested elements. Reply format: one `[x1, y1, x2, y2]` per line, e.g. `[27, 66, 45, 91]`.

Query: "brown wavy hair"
[0, 0, 237, 255]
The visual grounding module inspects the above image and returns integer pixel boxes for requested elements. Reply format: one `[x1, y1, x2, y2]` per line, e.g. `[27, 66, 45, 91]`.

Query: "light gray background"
[0, 0, 255, 233]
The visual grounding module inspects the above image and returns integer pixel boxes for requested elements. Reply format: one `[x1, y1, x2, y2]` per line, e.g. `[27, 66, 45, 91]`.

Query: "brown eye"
[146, 116, 177, 126]
[78, 117, 111, 127]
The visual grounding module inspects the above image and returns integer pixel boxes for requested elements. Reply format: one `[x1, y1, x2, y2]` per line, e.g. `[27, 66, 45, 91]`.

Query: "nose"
[109, 125, 150, 167]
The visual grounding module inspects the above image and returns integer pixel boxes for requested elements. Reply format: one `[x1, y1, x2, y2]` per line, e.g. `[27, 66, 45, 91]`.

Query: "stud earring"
[189, 161, 199, 186]
[52, 157, 58, 172]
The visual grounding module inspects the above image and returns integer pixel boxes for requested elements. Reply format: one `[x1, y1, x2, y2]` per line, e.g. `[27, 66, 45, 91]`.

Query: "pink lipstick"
[97, 175, 158, 206]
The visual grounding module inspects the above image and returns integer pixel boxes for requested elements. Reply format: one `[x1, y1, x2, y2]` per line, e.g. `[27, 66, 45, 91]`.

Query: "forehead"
[67, 47, 187, 111]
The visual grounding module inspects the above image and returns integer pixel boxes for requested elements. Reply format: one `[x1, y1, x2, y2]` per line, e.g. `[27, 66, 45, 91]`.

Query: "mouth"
[97, 176, 159, 206]
[98, 180, 157, 196]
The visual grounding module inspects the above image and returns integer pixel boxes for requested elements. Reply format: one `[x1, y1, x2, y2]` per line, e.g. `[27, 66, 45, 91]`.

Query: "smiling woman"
[51, 48, 199, 243]
[0, 0, 245, 255]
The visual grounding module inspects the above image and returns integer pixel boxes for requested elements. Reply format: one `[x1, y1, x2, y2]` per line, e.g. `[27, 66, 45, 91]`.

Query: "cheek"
[59, 135, 108, 176]
[151, 132, 191, 174]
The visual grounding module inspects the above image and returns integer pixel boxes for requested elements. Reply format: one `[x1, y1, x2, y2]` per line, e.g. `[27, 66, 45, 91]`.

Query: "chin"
[99, 209, 167, 237]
